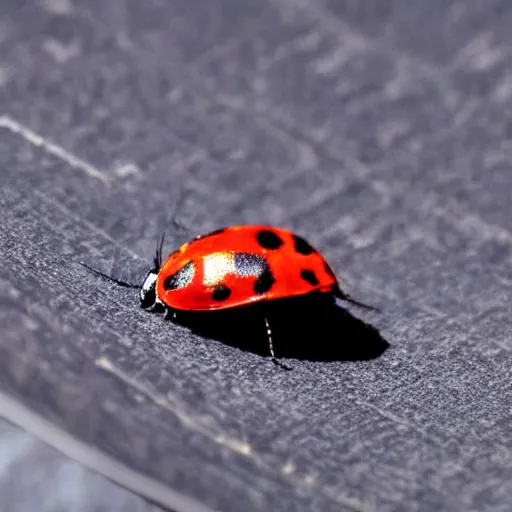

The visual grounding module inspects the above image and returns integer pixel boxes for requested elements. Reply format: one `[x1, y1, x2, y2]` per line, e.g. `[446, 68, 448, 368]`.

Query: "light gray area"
[0, 417, 164, 512]
[0, 0, 512, 511]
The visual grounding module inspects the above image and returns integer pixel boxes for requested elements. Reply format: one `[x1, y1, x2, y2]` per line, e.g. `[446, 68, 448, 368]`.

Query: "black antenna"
[335, 287, 380, 312]
[154, 231, 166, 270]
[169, 180, 195, 236]
[154, 182, 194, 268]
[80, 262, 139, 289]
[169, 196, 191, 234]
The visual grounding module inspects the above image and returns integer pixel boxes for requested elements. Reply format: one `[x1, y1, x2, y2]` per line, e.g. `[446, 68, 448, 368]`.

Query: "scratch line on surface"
[280, 0, 459, 95]
[360, 402, 443, 446]
[311, 139, 512, 255]
[0, 115, 111, 185]
[95, 357, 370, 511]
[0, 390, 216, 512]
[95, 357, 252, 456]
[430, 200, 512, 246]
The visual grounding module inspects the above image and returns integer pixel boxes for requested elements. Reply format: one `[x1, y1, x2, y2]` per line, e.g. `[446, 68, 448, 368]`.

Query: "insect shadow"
[172, 293, 389, 362]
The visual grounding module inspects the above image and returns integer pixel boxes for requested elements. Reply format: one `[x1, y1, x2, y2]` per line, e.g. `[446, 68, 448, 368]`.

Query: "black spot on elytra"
[293, 234, 314, 255]
[253, 269, 275, 294]
[163, 276, 175, 291]
[256, 230, 283, 250]
[212, 284, 231, 301]
[195, 227, 226, 241]
[300, 269, 319, 286]
[163, 261, 195, 291]
[324, 261, 336, 279]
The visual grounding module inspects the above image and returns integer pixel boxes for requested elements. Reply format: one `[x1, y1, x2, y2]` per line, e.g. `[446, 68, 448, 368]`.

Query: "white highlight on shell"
[203, 253, 234, 286]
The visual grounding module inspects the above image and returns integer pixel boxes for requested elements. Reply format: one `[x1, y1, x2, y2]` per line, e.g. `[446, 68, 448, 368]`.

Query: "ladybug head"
[81, 231, 169, 310]
[81, 262, 160, 309]
[139, 230, 166, 309]
[140, 269, 158, 309]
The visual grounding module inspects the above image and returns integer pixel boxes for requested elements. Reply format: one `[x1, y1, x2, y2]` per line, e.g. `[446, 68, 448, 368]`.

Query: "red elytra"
[82, 225, 376, 368]
[157, 225, 338, 310]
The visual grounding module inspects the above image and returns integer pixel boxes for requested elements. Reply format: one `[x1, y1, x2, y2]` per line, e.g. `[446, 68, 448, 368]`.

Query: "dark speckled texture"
[1, 0, 512, 511]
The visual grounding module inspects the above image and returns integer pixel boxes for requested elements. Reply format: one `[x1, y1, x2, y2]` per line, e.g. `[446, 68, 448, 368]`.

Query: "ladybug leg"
[264, 317, 276, 358]
[264, 317, 292, 371]
[164, 307, 177, 320]
[335, 287, 380, 312]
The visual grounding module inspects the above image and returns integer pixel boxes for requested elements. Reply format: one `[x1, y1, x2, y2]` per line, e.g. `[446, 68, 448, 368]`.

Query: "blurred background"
[0, 1, 511, 511]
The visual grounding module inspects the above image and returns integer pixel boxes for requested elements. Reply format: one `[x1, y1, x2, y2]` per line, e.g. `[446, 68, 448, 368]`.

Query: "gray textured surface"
[1, 0, 512, 511]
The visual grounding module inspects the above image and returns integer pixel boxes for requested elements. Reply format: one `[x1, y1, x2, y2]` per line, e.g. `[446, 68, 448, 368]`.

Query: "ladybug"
[83, 225, 376, 368]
